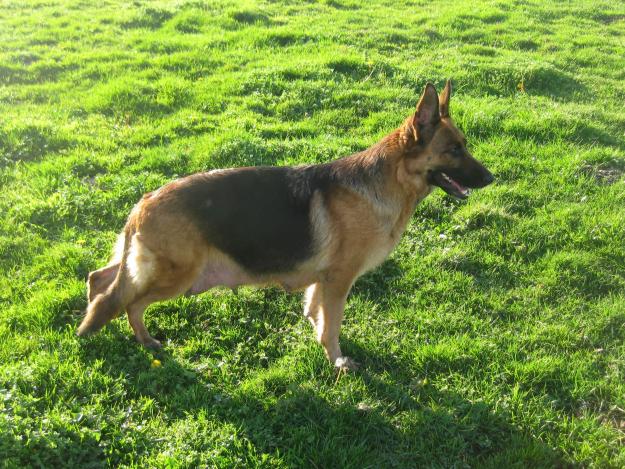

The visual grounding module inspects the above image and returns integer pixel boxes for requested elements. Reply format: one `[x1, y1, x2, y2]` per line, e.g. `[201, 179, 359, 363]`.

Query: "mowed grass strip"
[0, 0, 624, 467]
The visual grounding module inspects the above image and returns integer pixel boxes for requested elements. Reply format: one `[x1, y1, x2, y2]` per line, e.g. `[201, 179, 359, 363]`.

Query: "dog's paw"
[334, 356, 359, 372]
[141, 337, 162, 349]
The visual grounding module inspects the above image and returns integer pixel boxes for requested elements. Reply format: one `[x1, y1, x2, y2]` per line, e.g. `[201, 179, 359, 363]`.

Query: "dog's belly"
[274, 271, 320, 292]
[188, 262, 252, 293]
[187, 260, 320, 295]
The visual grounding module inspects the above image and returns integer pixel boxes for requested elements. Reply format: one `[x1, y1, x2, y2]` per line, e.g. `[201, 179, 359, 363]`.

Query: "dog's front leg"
[304, 279, 358, 371]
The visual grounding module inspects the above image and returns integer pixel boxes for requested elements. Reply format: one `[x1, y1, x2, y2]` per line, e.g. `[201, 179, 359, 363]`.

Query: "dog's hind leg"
[125, 259, 204, 348]
[305, 277, 358, 371]
[87, 264, 119, 303]
[86, 231, 128, 302]
[126, 296, 162, 349]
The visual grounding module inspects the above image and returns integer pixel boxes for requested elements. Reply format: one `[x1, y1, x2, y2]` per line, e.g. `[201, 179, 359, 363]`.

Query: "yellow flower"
[151, 359, 162, 368]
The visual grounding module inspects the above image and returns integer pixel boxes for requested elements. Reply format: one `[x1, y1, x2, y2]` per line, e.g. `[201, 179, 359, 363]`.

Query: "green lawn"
[1, 0, 624, 467]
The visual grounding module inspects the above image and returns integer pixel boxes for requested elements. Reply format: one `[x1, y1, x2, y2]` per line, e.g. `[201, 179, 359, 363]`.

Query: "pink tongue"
[449, 177, 466, 193]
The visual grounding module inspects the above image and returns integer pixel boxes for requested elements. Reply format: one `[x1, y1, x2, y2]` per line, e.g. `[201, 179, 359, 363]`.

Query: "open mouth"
[431, 171, 470, 200]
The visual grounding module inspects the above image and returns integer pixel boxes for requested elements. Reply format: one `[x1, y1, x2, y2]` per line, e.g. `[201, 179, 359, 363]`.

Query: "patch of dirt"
[580, 160, 625, 184]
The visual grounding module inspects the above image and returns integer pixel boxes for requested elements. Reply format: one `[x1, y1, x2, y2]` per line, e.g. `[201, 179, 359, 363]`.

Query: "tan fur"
[78, 81, 492, 371]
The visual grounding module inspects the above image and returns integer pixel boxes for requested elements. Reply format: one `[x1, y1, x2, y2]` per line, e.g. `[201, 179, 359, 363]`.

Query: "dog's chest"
[358, 198, 414, 275]
[358, 219, 406, 275]
[360, 238, 397, 275]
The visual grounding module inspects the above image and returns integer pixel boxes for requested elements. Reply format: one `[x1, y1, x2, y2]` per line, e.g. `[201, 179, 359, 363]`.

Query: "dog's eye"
[451, 145, 463, 158]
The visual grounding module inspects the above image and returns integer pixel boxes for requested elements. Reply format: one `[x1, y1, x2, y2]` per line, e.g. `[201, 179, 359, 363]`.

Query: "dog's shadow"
[73, 251, 579, 466]
[77, 324, 567, 467]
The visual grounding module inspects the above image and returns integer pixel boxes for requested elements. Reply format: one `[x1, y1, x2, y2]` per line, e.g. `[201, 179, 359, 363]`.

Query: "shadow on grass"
[68, 246, 590, 466]
[0, 424, 105, 468]
[351, 258, 406, 308]
[506, 119, 625, 150]
[76, 325, 568, 467]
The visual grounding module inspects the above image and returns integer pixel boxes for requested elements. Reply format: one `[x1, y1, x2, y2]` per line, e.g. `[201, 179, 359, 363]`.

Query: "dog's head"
[399, 81, 494, 199]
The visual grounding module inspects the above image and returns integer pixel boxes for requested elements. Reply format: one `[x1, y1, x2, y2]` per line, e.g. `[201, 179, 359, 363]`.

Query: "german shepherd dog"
[78, 81, 493, 371]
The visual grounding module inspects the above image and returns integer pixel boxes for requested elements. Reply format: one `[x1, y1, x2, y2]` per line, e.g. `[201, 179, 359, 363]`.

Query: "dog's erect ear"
[400, 83, 442, 147]
[401, 83, 440, 147]
[415, 83, 440, 127]
[439, 79, 452, 118]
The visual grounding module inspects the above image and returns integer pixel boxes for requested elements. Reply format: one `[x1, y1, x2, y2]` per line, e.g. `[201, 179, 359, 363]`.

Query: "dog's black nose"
[482, 171, 494, 186]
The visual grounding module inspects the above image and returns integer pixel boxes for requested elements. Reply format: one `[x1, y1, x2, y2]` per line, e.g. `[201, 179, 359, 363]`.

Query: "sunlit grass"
[1, 0, 624, 466]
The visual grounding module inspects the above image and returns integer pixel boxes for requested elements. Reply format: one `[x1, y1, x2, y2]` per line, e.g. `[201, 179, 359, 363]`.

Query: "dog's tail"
[77, 227, 137, 337]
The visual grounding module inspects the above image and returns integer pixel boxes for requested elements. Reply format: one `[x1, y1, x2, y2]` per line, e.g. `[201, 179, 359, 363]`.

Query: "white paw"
[334, 356, 359, 372]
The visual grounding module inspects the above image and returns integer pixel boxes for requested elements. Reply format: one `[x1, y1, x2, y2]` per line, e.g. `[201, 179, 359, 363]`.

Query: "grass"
[1, 0, 624, 466]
